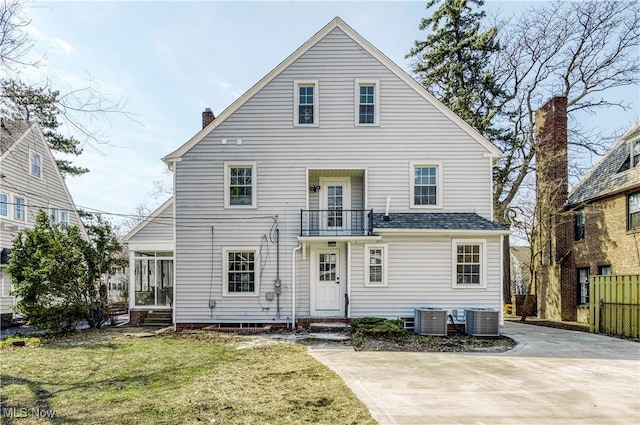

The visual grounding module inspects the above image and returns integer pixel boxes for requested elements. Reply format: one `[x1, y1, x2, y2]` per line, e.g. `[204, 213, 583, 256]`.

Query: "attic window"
[294, 80, 319, 127]
[30, 150, 42, 178]
[633, 141, 640, 167]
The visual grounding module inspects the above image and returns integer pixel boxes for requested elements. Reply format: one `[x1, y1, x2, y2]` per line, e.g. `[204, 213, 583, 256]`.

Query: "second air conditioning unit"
[465, 308, 500, 336]
[414, 307, 447, 336]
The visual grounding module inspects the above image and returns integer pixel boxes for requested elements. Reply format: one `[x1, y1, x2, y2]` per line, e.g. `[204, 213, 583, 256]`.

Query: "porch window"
[452, 239, 486, 288]
[224, 162, 257, 208]
[364, 244, 388, 287]
[294, 80, 319, 126]
[223, 248, 259, 296]
[410, 162, 442, 208]
[133, 251, 173, 307]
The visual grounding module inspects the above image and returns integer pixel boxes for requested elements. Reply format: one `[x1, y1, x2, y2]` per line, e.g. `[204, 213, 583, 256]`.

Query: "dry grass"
[0, 328, 376, 425]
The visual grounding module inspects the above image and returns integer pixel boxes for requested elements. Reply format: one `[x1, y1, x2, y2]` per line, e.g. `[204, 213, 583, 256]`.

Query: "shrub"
[350, 317, 409, 338]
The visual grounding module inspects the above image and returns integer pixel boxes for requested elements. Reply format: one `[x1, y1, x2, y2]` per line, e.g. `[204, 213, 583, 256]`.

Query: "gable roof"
[0, 120, 89, 240]
[372, 212, 508, 233]
[163, 17, 502, 164]
[123, 196, 173, 242]
[566, 120, 640, 208]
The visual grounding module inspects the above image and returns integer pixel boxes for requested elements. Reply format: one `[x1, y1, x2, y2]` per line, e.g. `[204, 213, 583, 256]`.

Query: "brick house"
[533, 97, 640, 323]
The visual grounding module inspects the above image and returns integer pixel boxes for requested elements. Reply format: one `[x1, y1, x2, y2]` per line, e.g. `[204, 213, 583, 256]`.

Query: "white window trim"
[222, 247, 260, 297]
[29, 149, 42, 179]
[13, 195, 26, 222]
[354, 79, 380, 127]
[364, 243, 388, 287]
[293, 80, 319, 127]
[0, 192, 8, 217]
[410, 161, 443, 209]
[451, 239, 487, 289]
[224, 161, 257, 209]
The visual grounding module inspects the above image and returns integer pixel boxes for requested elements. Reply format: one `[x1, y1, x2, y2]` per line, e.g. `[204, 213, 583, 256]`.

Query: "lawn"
[0, 329, 376, 425]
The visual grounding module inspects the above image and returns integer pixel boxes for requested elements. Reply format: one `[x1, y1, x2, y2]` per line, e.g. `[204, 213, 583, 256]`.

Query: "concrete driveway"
[309, 321, 640, 425]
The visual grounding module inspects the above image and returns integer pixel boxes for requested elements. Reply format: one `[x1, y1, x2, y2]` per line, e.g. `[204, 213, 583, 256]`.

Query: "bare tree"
[0, 0, 41, 70]
[492, 0, 640, 226]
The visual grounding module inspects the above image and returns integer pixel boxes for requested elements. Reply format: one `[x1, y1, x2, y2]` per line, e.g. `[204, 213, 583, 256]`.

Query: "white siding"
[0, 125, 84, 245]
[349, 236, 502, 318]
[128, 200, 174, 244]
[173, 27, 499, 324]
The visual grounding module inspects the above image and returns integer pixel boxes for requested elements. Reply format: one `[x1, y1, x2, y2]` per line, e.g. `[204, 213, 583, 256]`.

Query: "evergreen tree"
[406, 0, 507, 139]
[1, 79, 90, 176]
[7, 211, 124, 332]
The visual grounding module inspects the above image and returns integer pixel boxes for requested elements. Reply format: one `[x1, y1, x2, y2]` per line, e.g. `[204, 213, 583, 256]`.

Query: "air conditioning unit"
[414, 307, 447, 336]
[465, 308, 500, 336]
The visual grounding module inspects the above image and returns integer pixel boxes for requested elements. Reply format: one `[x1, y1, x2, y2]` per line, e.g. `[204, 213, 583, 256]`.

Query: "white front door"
[319, 177, 351, 235]
[312, 247, 343, 314]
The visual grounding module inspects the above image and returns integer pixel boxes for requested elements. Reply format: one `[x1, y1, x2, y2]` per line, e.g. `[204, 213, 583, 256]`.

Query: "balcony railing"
[300, 209, 374, 237]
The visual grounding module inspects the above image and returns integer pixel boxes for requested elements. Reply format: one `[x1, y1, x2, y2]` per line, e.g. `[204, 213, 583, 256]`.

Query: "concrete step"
[308, 322, 349, 333]
[303, 332, 351, 342]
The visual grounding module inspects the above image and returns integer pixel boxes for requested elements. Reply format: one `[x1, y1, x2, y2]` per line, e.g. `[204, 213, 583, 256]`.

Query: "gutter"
[291, 243, 302, 329]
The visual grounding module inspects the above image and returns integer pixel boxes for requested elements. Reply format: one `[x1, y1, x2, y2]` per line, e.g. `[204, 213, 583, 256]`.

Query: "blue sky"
[17, 0, 639, 226]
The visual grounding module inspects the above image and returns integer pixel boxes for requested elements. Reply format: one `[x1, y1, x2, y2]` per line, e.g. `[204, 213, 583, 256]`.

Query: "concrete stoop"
[303, 322, 351, 343]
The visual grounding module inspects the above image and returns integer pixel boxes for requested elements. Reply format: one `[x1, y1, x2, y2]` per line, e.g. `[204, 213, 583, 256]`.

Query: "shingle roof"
[566, 120, 640, 208]
[0, 119, 31, 156]
[373, 213, 507, 232]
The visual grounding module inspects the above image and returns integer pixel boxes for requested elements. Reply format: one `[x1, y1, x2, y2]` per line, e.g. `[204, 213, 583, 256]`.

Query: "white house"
[124, 17, 509, 329]
[0, 120, 87, 326]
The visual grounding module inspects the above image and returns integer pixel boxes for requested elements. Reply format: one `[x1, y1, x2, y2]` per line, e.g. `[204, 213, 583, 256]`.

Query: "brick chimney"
[202, 108, 215, 129]
[533, 96, 570, 321]
[535, 96, 568, 210]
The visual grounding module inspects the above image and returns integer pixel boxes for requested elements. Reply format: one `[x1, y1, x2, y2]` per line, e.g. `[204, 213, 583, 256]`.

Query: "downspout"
[347, 241, 352, 318]
[499, 234, 504, 326]
[291, 243, 302, 329]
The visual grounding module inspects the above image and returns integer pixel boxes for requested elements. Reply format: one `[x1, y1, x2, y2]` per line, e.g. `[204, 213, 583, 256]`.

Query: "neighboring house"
[563, 120, 640, 322]
[533, 95, 640, 323]
[0, 119, 87, 326]
[124, 17, 509, 329]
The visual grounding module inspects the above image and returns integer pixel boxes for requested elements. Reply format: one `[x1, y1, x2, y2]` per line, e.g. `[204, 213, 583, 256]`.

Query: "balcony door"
[319, 177, 351, 235]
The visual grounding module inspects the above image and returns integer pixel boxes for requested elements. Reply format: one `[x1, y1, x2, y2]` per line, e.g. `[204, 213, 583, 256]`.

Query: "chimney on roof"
[202, 108, 215, 129]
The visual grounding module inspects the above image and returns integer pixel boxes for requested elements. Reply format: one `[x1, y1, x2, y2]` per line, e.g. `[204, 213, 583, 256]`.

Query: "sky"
[11, 0, 640, 228]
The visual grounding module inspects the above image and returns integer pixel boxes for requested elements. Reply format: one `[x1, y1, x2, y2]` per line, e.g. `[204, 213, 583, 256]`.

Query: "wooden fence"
[590, 275, 640, 339]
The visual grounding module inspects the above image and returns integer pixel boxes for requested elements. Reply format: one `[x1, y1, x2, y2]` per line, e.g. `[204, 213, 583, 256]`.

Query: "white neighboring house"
[0, 120, 87, 326]
[124, 17, 509, 329]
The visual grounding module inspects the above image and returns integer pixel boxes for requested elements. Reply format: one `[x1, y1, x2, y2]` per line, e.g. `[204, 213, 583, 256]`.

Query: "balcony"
[300, 209, 374, 237]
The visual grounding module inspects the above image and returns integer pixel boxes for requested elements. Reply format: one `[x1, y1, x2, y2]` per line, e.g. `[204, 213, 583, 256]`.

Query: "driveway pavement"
[309, 321, 640, 425]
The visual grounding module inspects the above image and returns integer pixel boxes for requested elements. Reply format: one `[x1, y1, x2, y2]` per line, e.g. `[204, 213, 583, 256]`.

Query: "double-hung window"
[577, 267, 590, 305]
[0, 194, 7, 217]
[629, 192, 640, 231]
[50, 208, 59, 223]
[224, 162, 257, 208]
[574, 210, 585, 241]
[224, 248, 259, 296]
[364, 244, 388, 287]
[452, 240, 486, 288]
[355, 80, 379, 125]
[60, 210, 69, 228]
[30, 150, 42, 178]
[294, 80, 318, 126]
[14, 196, 25, 221]
[410, 162, 442, 208]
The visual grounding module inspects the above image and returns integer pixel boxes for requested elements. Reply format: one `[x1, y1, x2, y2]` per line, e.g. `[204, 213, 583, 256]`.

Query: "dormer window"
[294, 80, 318, 126]
[632, 141, 640, 167]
